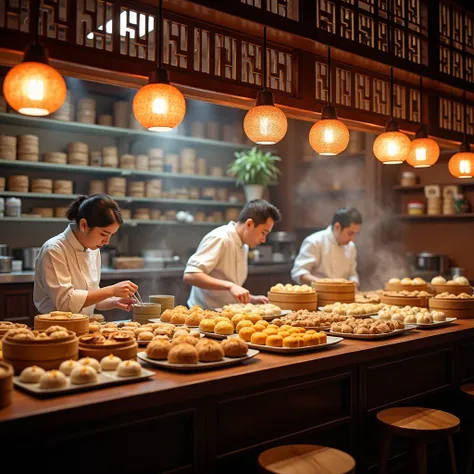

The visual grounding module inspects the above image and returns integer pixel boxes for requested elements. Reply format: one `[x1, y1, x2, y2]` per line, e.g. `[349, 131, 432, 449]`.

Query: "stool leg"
[415, 441, 427, 474]
[466, 428, 474, 474]
[377, 431, 392, 474]
[448, 435, 458, 474]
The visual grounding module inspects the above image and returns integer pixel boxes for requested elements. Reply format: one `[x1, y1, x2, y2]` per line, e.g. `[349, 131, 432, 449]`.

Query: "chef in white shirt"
[183, 199, 281, 309]
[291, 207, 362, 286]
[34, 194, 138, 316]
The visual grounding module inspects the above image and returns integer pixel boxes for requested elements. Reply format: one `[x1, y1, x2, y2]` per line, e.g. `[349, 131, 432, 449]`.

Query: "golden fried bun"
[173, 329, 191, 338]
[215, 316, 231, 324]
[236, 320, 253, 333]
[266, 335, 283, 347]
[262, 327, 278, 336]
[172, 335, 199, 346]
[146, 339, 172, 360]
[277, 330, 290, 339]
[170, 313, 187, 325]
[250, 332, 267, 345]
[305, 329, 317, 334]
[303, 334, 320, 346]
[184, 314, 202, 327]
[70, 365, 98, 385]
[168, 343, 198, 364]
[199, 318, 216, 332]
[221, 338, 248, 357]
[267, 324, 279, 330]
[214, 321, 234, 335]
[255, 320, 269, 328]
[293, 335, 305, 347]
[239, 326, 256, 342]
[160, 310, 172, 322]
[282, 336, 299, 348]
[287, 327, 301, 335]
[253, 324, 266, 332]
[231, 314, 249, 326]
[196, 339, 224, 362]
[154, 326, 174, 338]
[247, 314, 261, 324]
[137, 330, 154, 341]
[317, 332, 327, 343]
[279, 324, 292, 331]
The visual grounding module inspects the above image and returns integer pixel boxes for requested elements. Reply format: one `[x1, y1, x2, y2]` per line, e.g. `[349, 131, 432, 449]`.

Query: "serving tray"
[371, 315, 457, 329]
[137, 349, 259, 371]
[13, 368, 154, 398]
[317, 307, 378, 318]
[329, 325, 417, 340]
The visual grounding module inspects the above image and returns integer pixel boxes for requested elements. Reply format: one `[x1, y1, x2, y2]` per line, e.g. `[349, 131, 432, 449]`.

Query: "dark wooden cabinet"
[0, 283, 36, 325]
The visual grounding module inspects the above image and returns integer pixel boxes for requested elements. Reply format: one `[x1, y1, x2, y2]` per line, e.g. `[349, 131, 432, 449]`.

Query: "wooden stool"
[461, 384, 474, 474]
[258, 444, 356, 474]
[377, 407, 460, 474]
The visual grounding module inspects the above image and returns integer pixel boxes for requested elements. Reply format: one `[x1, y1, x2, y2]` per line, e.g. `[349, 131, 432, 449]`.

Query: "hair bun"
[66, 195, 88, 221]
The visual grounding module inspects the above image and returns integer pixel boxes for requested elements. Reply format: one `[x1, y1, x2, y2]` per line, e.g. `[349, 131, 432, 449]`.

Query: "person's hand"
[229, 284, 250, 303]
[251, 295, 269, 304]
[114, 297, 136, 312]
[108, 280, 138, 298]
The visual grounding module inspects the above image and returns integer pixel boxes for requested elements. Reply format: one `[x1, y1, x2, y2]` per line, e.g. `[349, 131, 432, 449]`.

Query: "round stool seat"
[258, 444, 356, 474]
[461, 383, 474, 399]
[377, 407, 460, 438]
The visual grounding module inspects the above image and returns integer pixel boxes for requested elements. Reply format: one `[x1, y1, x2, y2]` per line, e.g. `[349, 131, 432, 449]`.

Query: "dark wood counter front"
[1, 321, 473, 474]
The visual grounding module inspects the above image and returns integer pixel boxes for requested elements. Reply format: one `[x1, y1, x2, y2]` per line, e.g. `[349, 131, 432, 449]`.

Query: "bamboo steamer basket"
[133, 303, 161, 323]
[2, 330, 79, 374]
[149, 295, 174, 312]
[18, 153, 39, 162]
[78, 339, 138, 360]
[34, 314, 89, 335]
[98, 114, 113, 126]
[32, 207, 54, 218]
[67, 142, 88, 153]
[113, 257, 145, 269]
[44, 152, 67, 164]
[31, 178, 53, 193]
[267, 291, 318, 311]
[54, 207, 69, 218]
[311, 281, 356, 305]
[53, 180, 73, 194]
[429, 298, 474, 319]
[0, 362, 14, 409]
[430, 283, 472, 296]
[0, 322, 28, 339]
[380, 294, 428, 308]
[384, 282, 429, 292]
[0, 177, 4, 191]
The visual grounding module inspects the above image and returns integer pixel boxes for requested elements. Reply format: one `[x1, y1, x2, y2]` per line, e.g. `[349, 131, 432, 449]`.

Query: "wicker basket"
[428, 298, 474, 319]
[267, 291, 318, 311]
[380, 294, 429, 308]
[34, 314, 89, 335]
[384, 282, 429, 292]
[311, 281, 356, 305]
[430, 284, 472, 296]
[78, 339, 138, 360]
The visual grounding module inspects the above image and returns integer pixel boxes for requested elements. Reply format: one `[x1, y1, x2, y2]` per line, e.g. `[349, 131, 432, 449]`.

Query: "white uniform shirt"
[185, 222, 248, 309]
[291, 226, 359, 285]
[34, 224, 101, 315]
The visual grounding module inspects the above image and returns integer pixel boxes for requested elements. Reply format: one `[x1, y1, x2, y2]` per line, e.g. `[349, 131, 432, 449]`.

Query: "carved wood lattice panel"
[439, 97, 474, 136]
[241, 0, 299, 21]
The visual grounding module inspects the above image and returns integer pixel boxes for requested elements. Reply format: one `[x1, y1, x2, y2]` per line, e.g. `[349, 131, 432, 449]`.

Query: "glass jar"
[5, 197, 21, 217]
[401, 171, 417, 187]
[407, 201, 425, 215]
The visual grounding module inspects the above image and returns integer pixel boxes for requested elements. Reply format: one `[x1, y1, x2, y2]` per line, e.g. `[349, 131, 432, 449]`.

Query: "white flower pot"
[244, 184, 264, 202]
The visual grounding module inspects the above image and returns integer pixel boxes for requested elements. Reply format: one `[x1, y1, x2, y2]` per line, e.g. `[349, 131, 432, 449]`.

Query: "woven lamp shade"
[132, 83, 186, 132]
[3, 61, 66, 116]
[448, 152, 474, 178]
[406, 137, 440, 168]
[373, 131, 410, 164]
[243, 105, 288, 145]
[309, 119, 350, 155]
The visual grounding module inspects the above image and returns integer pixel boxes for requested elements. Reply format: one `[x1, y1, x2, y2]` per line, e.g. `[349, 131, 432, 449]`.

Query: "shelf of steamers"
[0, 112, 250, 151]
[0, 216, 228, 227]
[0, 191, 245, 208]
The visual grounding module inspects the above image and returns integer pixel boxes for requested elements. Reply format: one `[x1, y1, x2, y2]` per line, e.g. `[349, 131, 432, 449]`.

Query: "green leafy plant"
[227, 147, 281, 187]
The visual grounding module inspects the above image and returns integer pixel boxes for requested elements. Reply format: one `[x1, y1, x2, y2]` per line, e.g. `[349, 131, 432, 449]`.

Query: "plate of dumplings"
[13, 355, 154, 397]
[329, 317, 417, 339]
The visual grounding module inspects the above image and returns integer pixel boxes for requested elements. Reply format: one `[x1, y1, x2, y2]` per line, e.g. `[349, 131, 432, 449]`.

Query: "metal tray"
[371, 315, 457, 329]
[329, 325, 417, 340]
[13, 368, 155, 398]
[137, 349, 259, 371]
[200, 332, 343, 353]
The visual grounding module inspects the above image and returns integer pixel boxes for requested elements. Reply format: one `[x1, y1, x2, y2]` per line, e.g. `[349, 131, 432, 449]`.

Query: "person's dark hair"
[237, 199, 281, 226]
[66, 194, 123, 228]
[332, 207, 362, 230]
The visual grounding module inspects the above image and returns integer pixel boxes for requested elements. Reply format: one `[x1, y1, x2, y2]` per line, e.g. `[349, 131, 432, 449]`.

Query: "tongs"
[134, 290, 145, 306]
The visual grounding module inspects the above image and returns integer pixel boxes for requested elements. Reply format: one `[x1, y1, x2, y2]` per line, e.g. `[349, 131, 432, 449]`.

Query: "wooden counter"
[1, 320, 473, 474]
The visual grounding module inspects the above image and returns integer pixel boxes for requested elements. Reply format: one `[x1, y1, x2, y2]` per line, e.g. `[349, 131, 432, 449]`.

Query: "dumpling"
[403, 314, 417, 324]
[100, 354, 122, 371]
[39, 370, 67, 389]
[78, 357, 101, 373]
[19, 365, 45, 383]
[416, 313, 433, 324]
[388, 278, 400, 284]
[431, 275, 446, 285]
[431, 311, 446, 322]
[59, 359, 80, 376]
[70, 365, 98, 385]
[454, 276, 470, 285]
[401, 278, 412, 284]
[116, 360, 142, 377]
[413, 277, 426, 284]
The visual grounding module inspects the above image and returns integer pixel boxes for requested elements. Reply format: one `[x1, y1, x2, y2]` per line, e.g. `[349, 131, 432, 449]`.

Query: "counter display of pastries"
[429, 292, 474, 319]
[330, 317, 405, 335]
[376, 305, 447, 324]
[321, 303, 385, 317]
[381, 290, 432, 308]
[220, 303, 283, 316]
[268, 284, 317, 311]
[2, 326, 79, 374]
[355, 291, 383, 304]
[430, 275, 472, 296]
[34, 311, 89, 335]
[0, 321, 28, 339]
[384, 277, 429, 292]
[271, 310, 348, 329]
[312, 278, 356, 305]
[160, 305, 226, 327]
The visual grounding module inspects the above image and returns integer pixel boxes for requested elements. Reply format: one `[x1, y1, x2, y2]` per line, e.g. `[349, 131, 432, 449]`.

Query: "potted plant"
[227, 147, 281, 202]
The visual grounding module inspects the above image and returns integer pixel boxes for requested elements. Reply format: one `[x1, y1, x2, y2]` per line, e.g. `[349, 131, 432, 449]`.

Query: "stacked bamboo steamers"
[132, 295, 172, 324]
[0, 136, 17, 161]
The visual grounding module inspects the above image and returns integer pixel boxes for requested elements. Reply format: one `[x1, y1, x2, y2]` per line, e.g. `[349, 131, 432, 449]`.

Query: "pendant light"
[448, 91, 474, 179]
[133, 0, 186, 132]
[243, 27, 288, 145]
[3, 0, 66, 116]
[406, 78, 440, 168]
[372, 67, 411, 164]
[309, 47, 350, 155]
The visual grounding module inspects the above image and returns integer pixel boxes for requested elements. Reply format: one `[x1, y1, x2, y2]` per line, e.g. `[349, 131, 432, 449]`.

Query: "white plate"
[329, 325, 417, 340]
[137, 349, 259, 371]
[147, 318, 200, 328]
[13, 368, 154, 398]
[214, 308, 291, 320]
[200, 332, 343, 353]
[371, 315, 457, 329]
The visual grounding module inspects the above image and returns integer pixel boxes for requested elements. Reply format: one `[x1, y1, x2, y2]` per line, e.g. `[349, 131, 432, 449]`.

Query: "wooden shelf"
[393, 182, 474, 191]
[397, 214, 474, 220]
[0, 112, 249, 150]
[0, 217, 227, 227]
[0, 191, 244, 207]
